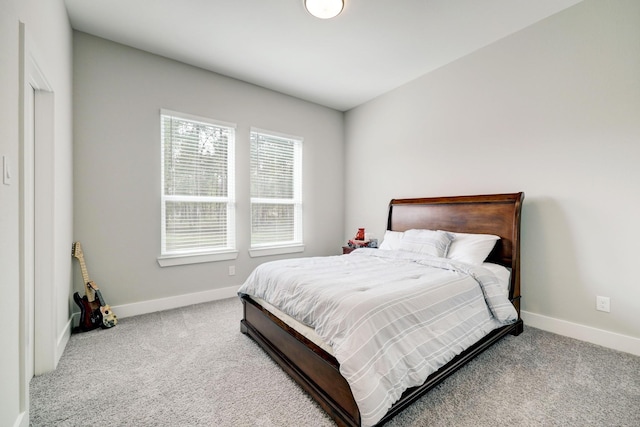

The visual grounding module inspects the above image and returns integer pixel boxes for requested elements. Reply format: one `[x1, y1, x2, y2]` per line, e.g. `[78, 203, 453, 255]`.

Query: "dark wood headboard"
[386, 192, 524, 314]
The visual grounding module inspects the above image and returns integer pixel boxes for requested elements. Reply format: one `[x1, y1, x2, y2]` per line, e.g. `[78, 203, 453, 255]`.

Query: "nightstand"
[342, 246, 354, 255]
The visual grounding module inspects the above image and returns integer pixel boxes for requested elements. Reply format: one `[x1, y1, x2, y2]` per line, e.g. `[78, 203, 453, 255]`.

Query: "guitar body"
[73, 291, 103, 332]
[92, 286, 117, 328]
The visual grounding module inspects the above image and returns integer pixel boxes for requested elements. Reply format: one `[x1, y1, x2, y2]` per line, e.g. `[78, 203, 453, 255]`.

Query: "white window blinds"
[250, 129, 303, 249]
[161, 110, 236, 257]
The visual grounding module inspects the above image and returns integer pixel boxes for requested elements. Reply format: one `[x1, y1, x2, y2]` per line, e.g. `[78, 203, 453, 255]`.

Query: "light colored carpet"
[30, 297, 640, 426]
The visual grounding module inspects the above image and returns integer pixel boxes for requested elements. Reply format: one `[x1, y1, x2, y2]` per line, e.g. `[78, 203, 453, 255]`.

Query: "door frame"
[18, 21, 56, 417]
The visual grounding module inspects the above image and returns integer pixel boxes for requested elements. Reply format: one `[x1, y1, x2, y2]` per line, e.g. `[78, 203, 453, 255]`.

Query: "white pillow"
[378, 230, 404, 250]
[442, 231, 500, 265]
[399, 229, 454, 258]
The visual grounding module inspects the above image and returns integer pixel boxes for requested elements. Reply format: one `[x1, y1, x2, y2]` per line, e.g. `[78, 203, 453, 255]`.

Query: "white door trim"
[18, 21, 56, 420]
[33, 88, 55, 376]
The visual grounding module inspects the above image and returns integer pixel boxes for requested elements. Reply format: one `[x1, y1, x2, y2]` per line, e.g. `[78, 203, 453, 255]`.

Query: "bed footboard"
[241, 295, 360, 427]
[241, 295, 522, 426]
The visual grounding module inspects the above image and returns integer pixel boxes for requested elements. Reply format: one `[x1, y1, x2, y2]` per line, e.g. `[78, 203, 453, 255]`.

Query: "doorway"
[19, 22, 56, 416]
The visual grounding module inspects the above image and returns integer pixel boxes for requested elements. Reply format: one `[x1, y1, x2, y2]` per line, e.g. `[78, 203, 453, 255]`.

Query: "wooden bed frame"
[240, 192, 524, 426]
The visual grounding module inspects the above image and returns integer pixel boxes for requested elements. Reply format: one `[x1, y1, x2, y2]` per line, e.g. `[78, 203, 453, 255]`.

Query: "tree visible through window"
[161, 110, 235, 257]
[250, 129, 303, 248]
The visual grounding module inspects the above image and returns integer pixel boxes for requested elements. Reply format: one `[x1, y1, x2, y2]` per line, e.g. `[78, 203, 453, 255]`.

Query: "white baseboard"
[56, 318, 72, 367]
[69, 292, 640, 356]
[109, 285, 242, 319]
[521, 310, 640, 356]
[13, 411, 27, 427]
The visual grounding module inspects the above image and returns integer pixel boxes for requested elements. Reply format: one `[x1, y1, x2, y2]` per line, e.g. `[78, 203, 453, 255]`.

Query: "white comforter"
[238, 248, 517, 426]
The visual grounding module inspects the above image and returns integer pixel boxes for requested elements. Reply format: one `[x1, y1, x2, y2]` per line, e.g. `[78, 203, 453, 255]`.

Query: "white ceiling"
[64, 0, 583, 111]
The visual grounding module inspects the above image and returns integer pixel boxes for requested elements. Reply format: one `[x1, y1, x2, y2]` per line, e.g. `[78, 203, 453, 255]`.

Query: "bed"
[239, 192, 524, 426]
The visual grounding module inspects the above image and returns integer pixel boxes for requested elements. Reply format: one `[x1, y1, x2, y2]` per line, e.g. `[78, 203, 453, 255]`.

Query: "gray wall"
[72, 32, 345, 307]
[344, 0, 640, 340]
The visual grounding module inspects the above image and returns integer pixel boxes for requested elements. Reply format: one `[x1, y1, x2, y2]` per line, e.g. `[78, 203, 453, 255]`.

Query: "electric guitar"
[72, 242, 117, 331]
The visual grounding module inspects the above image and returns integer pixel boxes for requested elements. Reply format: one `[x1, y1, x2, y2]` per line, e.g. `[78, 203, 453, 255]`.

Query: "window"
[250, 129, 303, 256]
[159, 110, 236, 266]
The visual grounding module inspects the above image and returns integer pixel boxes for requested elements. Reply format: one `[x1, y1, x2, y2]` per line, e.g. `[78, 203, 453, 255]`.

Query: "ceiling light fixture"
[304, 0, 344, 19]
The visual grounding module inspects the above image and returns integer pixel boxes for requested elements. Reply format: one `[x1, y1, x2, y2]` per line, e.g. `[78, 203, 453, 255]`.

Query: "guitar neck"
[78, 258, 91, 289]
[94, 287, 106, 307]
[78, 259, 96, 301]
[72, 242, 96, 301]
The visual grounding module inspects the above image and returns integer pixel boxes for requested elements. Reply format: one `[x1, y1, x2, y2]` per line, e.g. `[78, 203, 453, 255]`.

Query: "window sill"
[249, 244, 305, 258]
[157, 250, 239, 267]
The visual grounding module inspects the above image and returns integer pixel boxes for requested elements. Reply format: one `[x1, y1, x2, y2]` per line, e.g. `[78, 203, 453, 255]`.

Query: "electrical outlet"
[228, 265, 236, 276]
[596, 296, 610, 313]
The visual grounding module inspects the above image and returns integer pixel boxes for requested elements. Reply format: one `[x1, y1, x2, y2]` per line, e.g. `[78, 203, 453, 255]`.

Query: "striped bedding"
[238, 248, 517, 427]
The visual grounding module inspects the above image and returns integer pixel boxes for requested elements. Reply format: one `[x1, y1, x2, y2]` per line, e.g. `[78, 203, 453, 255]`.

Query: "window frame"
[157, 109, 238, 267]
[249, 127, 304, 258]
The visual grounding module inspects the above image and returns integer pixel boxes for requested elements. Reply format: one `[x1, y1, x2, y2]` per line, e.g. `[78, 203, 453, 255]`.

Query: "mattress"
[250, 260, 509, 358]
[251, 295, 336, 355]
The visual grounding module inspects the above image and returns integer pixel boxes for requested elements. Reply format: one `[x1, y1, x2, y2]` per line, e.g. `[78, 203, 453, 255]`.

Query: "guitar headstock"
[72, 241, 83, 260]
